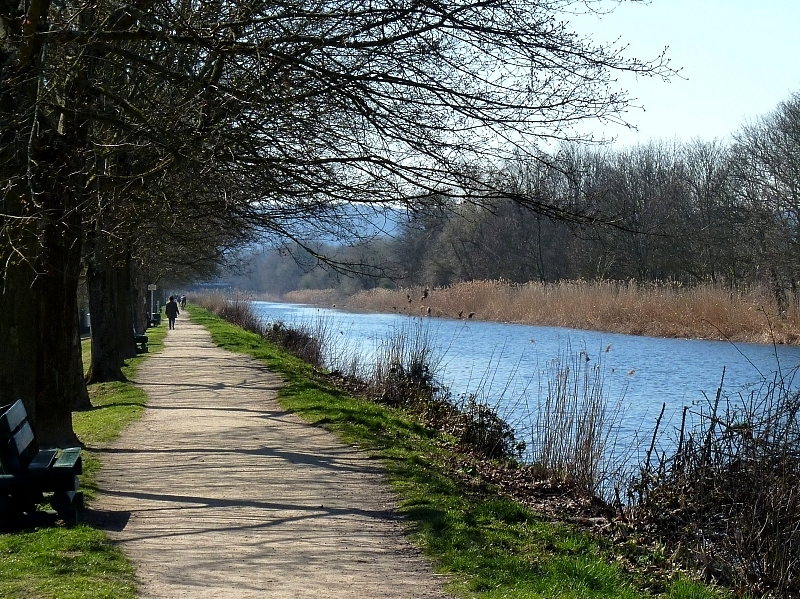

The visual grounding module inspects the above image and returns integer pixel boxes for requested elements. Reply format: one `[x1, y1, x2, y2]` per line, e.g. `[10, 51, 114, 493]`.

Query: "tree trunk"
[32, 185, 84, 446]
[0, 94, 84, 445]
[0, 224, 38, 414]
[119, 253, 137, 358]
[70, 316, 92, 412]
[0, 187, 84, 445]
[86, 228, 136, 383]
[0, 20, 41, 421]
[87, 263, 127, 382]
[132, 261, 150, 334]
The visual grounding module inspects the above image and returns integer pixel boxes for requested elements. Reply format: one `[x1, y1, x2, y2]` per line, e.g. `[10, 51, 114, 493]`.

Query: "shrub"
[262, 321, 323, 367]
[452, 393, 523, 460]
[630, 367, 800, 597]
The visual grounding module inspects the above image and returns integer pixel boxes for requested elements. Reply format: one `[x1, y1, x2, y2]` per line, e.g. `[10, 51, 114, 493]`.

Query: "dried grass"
[332, 319, 524, 460]
[346, 280, 800, 344]
[194, 292, 325, 367]
[194, 292, 264, 333]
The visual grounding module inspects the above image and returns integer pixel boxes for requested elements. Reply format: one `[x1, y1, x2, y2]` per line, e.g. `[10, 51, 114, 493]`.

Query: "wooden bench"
[0, 400, 83, 522]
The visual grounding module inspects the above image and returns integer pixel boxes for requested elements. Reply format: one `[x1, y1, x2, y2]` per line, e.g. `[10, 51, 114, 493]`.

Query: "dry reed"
[283, 288, 344, 307]
[344, 280, 800, 344]
[529, 345, 628, 502]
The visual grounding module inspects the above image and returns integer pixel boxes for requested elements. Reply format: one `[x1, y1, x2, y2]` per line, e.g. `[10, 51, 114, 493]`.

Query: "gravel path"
[90, 317, 449, 598]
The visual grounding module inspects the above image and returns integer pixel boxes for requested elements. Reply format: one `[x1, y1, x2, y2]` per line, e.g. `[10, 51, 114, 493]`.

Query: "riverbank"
[198, 295, 800, 598]
[283, 280, 800, 345]
[188, 305, 724, 599]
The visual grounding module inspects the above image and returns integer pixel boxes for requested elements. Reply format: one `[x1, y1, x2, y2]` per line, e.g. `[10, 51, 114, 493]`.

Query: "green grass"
[187, 306, 730, 599]
[0, 525, 136, 599]
[0, 323, 168, 599]
[75, 324, 167, 500]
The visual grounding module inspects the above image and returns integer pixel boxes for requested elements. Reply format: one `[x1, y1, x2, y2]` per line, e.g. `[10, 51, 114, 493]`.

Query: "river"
[251, 301, 800, 463]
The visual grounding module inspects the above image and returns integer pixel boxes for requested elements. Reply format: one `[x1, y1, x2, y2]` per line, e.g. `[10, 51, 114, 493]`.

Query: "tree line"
[236, 91, 800, 311]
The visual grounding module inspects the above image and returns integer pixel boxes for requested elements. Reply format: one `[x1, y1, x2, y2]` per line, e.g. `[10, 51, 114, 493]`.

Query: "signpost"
[148, 284, 157, 323]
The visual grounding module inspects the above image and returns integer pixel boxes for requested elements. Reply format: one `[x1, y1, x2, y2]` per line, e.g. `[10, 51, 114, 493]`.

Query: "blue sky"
[568, 0, 800, 147]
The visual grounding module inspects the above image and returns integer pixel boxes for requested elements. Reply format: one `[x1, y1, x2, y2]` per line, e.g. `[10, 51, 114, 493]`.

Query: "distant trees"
[730, 93, 800, 310]
[240, 93, 800, 304]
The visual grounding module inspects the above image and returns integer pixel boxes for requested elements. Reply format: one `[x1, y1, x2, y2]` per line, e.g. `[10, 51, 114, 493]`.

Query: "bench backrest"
[0, 400, 39, 474]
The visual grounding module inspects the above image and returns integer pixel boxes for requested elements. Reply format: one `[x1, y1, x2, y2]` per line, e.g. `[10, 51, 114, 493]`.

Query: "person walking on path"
[91, 317, 449, 599]
[164, 295, 180, 330]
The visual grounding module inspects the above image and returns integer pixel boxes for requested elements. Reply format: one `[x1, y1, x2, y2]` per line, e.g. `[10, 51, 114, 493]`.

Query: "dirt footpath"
[91, 317, 449, 598]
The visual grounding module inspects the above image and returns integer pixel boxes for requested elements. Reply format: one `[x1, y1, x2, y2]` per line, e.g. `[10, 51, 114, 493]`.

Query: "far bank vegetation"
[287, 280, 800, 344]
[231, 99, 800, 343]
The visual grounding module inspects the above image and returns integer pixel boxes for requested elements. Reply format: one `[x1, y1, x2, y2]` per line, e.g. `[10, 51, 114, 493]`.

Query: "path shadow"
[83, 506, 132, 532]
[91, 445, 383, 475]
[94, 488, 398, 542]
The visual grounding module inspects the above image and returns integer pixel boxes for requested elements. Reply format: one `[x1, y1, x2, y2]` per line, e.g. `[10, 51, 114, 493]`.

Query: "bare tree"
[731, 93, 800, 311]
[2, 0, 672, 442]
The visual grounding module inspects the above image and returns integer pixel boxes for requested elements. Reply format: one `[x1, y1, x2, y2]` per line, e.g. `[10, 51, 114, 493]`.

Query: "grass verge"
[186, 305, 728, 599]
[0, 325, 167, 599]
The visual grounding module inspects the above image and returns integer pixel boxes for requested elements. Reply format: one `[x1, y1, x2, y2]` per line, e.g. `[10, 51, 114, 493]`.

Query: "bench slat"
[12, 422, 35, 455]
[11, 422, 38, 469]
[26, 449, 57, 476]
[0, 471, 79, 492]
[35, 473, 79, 493]
[3, 422, 38, 474]
[0, 400, 27, 438]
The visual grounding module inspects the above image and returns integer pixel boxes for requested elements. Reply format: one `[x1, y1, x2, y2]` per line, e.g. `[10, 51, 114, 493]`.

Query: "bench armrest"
[54, 448, 82, 475]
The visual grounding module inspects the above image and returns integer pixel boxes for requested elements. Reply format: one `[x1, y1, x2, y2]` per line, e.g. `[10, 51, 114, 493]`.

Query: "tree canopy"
[1, 0, 672, 443]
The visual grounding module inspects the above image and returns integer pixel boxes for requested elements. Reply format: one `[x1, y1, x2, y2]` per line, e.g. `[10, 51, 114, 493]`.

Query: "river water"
[252, 301, 800, 462]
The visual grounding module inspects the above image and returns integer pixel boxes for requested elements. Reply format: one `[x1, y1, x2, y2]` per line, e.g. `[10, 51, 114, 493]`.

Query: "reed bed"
[345, 280, 800, 344]
[531, 346, 628, 502]
[283, 288, 344, 307]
